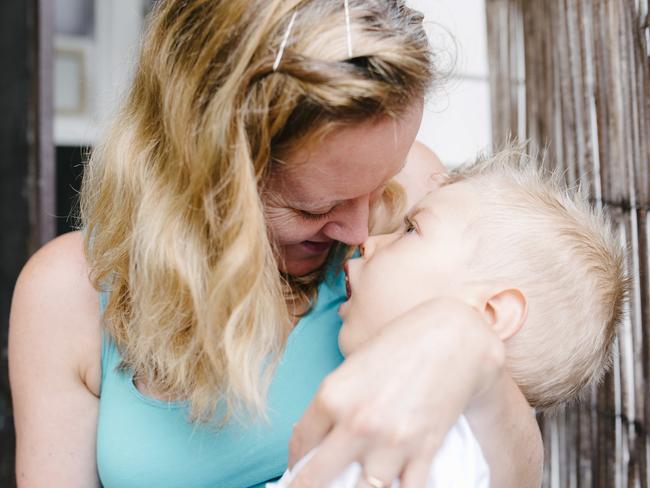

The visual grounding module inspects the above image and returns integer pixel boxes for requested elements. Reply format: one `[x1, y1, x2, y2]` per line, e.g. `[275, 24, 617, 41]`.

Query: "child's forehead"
[409, 182, 484, 245]
[414, 181, 478, 215]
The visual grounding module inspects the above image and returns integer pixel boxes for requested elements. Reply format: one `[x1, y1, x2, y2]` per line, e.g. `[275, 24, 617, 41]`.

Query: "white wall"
[54, 0, 144, 146]
[407, 0, 491, 167]
[54, 0, 492, 164]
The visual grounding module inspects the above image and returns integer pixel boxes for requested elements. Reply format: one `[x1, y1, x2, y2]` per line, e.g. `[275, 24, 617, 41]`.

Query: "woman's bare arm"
[288, 298, 507, 487]
[9, 231, 102, 487]
[466, 371, 543, 487]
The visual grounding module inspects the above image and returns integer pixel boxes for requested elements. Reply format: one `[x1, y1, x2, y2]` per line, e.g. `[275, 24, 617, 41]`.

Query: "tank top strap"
[99, 288, 121, 394]
[86, 228, 119, 390]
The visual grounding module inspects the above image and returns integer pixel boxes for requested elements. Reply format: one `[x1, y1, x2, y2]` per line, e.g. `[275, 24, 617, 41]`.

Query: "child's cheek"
[338, 307, 381, 356]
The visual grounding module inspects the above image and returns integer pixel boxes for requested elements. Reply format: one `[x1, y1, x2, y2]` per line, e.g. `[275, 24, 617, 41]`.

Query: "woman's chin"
[278, 242, 333, 276]
[280, 252, 330, 276]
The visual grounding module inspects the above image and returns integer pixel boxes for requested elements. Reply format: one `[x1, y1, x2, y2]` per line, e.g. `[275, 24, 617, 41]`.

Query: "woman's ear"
[482, 288, 528, 341]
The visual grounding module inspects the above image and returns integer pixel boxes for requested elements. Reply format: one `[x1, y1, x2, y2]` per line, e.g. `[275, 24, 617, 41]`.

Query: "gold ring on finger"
[363, 471, 388, 488]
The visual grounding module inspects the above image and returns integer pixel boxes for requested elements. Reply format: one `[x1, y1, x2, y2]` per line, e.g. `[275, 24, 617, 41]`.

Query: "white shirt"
[267, 415, 490, 488]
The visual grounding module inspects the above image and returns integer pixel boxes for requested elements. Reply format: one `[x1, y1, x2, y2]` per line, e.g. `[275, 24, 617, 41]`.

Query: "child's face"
[338, 181, 480, 355]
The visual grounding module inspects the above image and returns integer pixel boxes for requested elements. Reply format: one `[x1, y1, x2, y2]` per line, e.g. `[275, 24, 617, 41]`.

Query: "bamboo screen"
[485, 0, 649, 486]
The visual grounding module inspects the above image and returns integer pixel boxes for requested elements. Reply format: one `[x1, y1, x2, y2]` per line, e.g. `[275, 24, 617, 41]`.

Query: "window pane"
[55, 0, 94, 37]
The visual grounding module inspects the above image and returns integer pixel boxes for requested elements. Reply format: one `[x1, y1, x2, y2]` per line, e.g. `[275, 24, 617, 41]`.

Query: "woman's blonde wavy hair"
[80, 0, 435, 423]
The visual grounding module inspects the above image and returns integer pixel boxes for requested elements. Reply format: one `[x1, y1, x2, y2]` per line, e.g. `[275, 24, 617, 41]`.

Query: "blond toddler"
[271, 150, 627, 488]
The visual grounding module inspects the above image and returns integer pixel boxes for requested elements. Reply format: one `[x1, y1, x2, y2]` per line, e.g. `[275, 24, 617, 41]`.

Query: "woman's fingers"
[399, 445, 438, 488]
[288, 426, 364, 487]
[355, 448, 406, 488]
[288, 385, 336, 467]
[288, 299, 508, 487]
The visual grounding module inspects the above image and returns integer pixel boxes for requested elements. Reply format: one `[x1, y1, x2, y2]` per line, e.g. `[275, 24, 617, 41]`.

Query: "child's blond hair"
[447, 148, 628, 411]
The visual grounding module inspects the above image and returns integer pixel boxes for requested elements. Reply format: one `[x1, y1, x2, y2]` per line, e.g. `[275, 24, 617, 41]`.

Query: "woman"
[9, 1, 542, 487]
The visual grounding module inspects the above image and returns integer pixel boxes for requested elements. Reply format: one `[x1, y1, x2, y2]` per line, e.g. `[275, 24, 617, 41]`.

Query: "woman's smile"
[263, 100, 424, 277]
[300, 240, 334, 255]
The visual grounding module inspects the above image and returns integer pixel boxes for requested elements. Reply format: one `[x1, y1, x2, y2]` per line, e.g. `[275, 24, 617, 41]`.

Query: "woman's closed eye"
[298, 207, 335, 221]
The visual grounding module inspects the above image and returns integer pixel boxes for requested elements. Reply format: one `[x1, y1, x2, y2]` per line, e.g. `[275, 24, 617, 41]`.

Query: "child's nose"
[360, 233, 393, 258]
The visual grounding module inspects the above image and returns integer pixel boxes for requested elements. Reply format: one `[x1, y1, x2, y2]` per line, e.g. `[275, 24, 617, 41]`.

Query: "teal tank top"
[96, 269, 346, 487]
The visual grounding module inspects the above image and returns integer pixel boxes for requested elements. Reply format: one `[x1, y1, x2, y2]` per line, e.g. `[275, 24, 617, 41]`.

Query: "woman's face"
[264, 100, 424, 276]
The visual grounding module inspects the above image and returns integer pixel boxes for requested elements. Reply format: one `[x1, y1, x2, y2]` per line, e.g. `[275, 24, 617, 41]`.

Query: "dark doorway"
[56, 146, 87, 235]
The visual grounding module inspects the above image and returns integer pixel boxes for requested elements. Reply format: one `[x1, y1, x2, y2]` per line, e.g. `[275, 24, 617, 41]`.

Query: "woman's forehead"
[272, 104, 423, 205]
[274, 143, 406, 207]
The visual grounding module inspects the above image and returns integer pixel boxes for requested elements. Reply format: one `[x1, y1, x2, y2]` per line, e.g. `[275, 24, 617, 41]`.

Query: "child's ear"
[482, 288, 528, 341]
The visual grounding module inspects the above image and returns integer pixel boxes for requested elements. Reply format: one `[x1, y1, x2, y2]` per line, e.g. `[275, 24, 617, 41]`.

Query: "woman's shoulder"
[396, 140, 447, 210]
[370, 141, 447, 234]
[10, 230, 102, 396]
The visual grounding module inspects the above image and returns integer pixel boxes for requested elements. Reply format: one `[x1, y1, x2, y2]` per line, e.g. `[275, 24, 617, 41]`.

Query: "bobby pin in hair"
[273, 10, 298, 72]
[273, 2, 354, 72]
[344, 0, 353, 58]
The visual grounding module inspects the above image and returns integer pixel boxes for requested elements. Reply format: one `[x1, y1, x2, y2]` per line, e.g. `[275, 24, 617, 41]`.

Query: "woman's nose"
[322, 196, 370, 246]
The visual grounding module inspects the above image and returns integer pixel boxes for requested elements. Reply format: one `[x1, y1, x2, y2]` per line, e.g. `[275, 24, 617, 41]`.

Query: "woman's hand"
[287, 297, 525, 488]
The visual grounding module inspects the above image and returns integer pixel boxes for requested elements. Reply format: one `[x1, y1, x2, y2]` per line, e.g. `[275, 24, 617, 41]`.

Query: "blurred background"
[1, 1, 648, 487]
